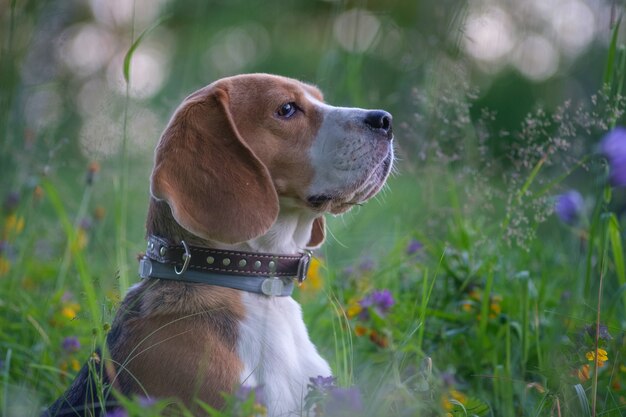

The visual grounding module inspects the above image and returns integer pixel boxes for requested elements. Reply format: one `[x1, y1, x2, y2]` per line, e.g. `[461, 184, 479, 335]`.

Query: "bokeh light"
[333, 9, 381, 53]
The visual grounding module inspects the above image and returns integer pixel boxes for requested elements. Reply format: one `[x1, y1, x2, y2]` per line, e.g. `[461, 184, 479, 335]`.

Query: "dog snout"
[363, 110, 393, 138]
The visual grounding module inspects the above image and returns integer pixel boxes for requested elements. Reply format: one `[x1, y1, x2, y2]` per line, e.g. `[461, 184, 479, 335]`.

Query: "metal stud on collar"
[175, 240, 191, 275]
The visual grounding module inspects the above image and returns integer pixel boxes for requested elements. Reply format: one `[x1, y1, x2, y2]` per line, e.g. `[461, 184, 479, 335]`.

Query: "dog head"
[150, 74, 394, 246]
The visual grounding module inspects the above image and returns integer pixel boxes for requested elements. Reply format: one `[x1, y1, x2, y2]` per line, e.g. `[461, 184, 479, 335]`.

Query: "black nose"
[364, 110, 393, 136]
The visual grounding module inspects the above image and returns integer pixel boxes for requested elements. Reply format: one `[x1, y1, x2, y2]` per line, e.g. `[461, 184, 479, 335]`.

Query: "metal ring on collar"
[175, 240, 191, 275]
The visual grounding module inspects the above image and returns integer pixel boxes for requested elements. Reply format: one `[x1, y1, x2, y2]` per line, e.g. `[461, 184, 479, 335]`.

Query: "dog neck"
[146, 198, 317, 255]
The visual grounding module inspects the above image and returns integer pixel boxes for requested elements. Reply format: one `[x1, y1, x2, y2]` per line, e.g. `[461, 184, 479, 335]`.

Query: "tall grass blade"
[122, 17, 166, 83]
[573, 384, 591, 417]
[603, 16, 622, 88]
[607, 213, 626, 309]
[1, 349, 11, 417]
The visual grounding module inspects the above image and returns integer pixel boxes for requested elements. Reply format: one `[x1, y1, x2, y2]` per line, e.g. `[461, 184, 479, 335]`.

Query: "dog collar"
[138, 235, 312, 297]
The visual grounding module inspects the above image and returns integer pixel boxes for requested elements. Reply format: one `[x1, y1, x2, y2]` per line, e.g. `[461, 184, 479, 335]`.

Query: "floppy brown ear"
[150, 85, 279, 244]
[306, 216, 326, 249]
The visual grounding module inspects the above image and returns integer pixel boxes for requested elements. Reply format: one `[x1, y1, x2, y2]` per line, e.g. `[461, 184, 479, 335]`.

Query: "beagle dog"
[46, 74, 394, 417]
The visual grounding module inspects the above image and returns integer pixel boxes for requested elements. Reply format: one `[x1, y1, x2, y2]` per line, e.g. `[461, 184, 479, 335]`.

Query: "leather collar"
[138, 235, 312, 297]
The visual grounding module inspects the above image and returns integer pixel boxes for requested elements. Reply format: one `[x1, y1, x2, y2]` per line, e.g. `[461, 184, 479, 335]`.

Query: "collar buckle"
[296, 250, 312, 283]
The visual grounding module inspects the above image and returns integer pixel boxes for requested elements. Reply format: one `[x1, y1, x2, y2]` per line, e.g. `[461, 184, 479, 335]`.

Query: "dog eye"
[276, 102, 298, 118]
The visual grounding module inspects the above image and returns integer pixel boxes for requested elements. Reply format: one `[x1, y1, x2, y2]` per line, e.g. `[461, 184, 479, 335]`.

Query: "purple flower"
[406, 239, 423, 255]
[3, 192, 20, 212]
[138, 396, 156, 407]
[61, 291, 75, 303]
[600, 127, 626, 187]
[79, 217, 93, 231]
[326, 386, 364, 414]
[309, 375, 336, 391]
[342, 266, 355, 276]
[358, 259, 375, 271]
[62, 336, 81, 353]
[358, 289, 395, 320]
[235, 385, 265, 406]
[105, 408, 128, 417]
[554, 190, 584, 225]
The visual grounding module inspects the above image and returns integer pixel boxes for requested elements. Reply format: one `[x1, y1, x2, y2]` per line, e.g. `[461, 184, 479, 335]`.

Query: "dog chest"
[237, 292, 332, 416]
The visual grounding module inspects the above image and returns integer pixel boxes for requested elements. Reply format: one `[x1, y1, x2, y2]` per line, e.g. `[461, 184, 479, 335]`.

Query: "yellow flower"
[490, 302, 502, 315]
[61, 303, 80, 320]
[450, 389, 467, 404]
[461, 301, 473, 312]
[586, 348, 608, 366]
[300, 258, 323, 292]
[346, 300, 362, 319]
[70, 358, 81, 371]
[0, 257, 10, 276]
[620, 364, 626, 373]
[468, 289, 482, 301]
[71, 229, 88, 252]
[441, 389, 467, 411]
[4, 214, 24, 237]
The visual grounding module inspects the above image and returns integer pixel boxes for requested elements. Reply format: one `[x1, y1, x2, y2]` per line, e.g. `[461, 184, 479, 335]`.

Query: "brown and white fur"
[47, 74, 394, 417]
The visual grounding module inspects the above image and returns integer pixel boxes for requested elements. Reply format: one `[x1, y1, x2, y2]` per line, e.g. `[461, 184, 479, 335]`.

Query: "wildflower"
[585, 324, 613, 340]
[309, 375, 336, 391]
[354, 324, 368, 336]
[490, 302, 502, 316]
[72, 228, 88, 252]
[60, 358, 81, 373]
[554, 190, 584, 225]
[235, 385, 266, 406]
[358, 289, 395, 320]
[104, 408, 128, 417]
[300, 257, 323, 292]
[576, 364, 590, 382]
[369, 330, 389, 348]
[612, 378, 622, 391]
[86, 161, 101, 186]
[33, 185, 44, 201]
[460, 301, 473, 312]
[235, 385, 267, 416]
[94, 206, 106, 221]
[62, 336, 81, 353]
[358, 258, 375, 272]
[326, 386, 363, 413]
[346, 301, 362, 319]
[138, 396, 157, 407]
[406, 239, 423, 255]
[600, 127, 626, 186]
[0, 257, 9, 276]
[79, 217, 93, 231]
[4, 213, 25, 237]
[3, 192, 20, 213]
[468, 287, 482, 301]
[441, 389, 467, 411]
[586, 348, 608, 366]
[61, 303, 80, 320]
